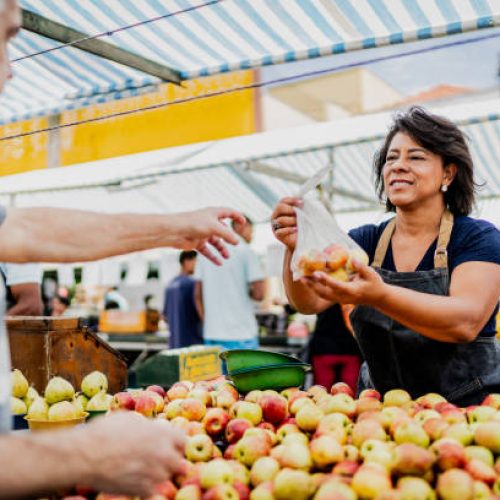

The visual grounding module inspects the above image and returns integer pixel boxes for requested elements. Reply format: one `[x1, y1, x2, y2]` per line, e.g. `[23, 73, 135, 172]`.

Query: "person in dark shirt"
[272, 106, 500, 405]
[311, 304, 361, 392]
[164, 250, 202, 349]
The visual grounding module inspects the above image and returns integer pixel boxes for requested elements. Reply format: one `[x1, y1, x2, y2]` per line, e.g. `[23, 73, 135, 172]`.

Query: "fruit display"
[67, 380, 500, 499]
[296, 244, 369, 281]
[11, 369, 113, 424]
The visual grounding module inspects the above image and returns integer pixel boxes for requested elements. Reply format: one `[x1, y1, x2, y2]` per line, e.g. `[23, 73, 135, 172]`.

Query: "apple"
[236, 402, 262, 426]
[319, 393, 356, 418]
[232, 482, 250, 500]
[257, 421, 275, 433]
[396, 476, 434, 499]
[437, 468, 474, 500]
[181, 398, 207, 422]
[142, 390, 165, 414]
[234, 435, 270, 467]
[226, 459, 250, 486]
[356, 397, 382, 415]
[170, 416, 190, 431]
[440, 408, 467, 425]
[307, 385, 328, 401]
[315, 416, 348, 444]
[276, 423, 300, 443]
[228, 401, 242, 419]
[360, 439, 394, 470]
[392, 443, 435, 475]
[245, 390, 263, 403]
[249, 481, 274, 500]
[351, 463, 392, 499]
[223, 444, 236, 460]
[199, 459, 234, 489]
[167, 382, 190, 401]
[176, 484, 202, 500]
[401, 401, 425, 418]
[465, 458, 497, 485]
[464, 445, 494, 466]
[359, 389, 382, 400]
[482, 394, 500, 410]
[186, 421, 206, 436]
[474, 422, 500, 453]
[282, 432, 309, 446]
[414, 409, 441, 424]
[314, 478, 357, 500]
[472, 480, 492, 499]
[111, 392, 135, 411]
[442, 422, 474, 446]
[289, 397, 315, 416]
[225, 418, 253, 444]
[431, 438, 467, 471]
[259, 394, 288, 424]
[423, 417, 449, 442]
[188, 389, 212, 407]
[295, 403, 323, 433]
[202, 408, 230, 437]
[330, 382, 354, 398]
[202, 484, 239, 500]
[185, 434, 214, 462]
[152, 480, 177, 499]
[278, 442, 312, 471]
[250, 456, 280, 486]
[146, 385, 166, 398]
[273, 468, 314, 500]
[416, 392, 447, 409]
[270, 444, 285, 462]
[342, 445, 360, 462]
[332, 460, 360, 484]
[467, 405, 496, 424]
[310, 434, 343, 469]
[383, 389, 411, 407]
[351, 419, 386, 448]
[394, 421, 430, 448]
[244, 428, 273, 448]
[379, 406, 408, 431]
[287, 390, 309, 407]
[165, 399, 184, 419]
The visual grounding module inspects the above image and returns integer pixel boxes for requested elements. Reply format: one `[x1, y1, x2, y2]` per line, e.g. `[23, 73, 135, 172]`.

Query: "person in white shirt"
[0, 262, 42, 315]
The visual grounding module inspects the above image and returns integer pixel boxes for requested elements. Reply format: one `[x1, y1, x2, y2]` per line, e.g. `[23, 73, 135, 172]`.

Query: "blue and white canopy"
[0, 99, 498, 225]
[1, 0, 499, 124]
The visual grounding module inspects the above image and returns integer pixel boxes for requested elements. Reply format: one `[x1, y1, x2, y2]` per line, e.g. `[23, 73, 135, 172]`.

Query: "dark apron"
[351, 210, 500, 406]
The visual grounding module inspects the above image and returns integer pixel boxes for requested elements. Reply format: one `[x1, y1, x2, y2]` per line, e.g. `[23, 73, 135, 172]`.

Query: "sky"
[261, 27, 500, 96]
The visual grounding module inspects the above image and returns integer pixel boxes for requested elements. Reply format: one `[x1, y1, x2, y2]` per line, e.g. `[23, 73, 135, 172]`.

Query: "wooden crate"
[7, 316, 127, 394]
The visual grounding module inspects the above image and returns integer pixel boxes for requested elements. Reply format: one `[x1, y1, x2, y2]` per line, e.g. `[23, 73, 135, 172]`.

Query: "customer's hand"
[271, 197, 302, 251]
[169, 207, 245, 265]
[80, 412, 185, 496]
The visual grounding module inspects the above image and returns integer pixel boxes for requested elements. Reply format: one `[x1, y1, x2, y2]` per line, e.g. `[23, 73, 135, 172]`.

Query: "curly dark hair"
[373, 106, 477, 215]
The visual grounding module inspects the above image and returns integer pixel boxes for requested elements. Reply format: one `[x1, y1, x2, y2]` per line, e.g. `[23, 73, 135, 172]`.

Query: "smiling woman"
[272, 106, 500, 406]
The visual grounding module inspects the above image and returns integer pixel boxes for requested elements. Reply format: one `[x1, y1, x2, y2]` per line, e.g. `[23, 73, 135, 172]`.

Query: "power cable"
[1, 29, 499, 142]
[11, 0, 225, 63]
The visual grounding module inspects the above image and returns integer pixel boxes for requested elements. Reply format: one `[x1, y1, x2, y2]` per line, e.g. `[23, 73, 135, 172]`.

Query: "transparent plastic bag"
[291, 168, 368, 281]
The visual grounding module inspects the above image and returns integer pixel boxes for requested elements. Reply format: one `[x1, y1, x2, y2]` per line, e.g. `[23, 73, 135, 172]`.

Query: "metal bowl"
[25, 413, 88, 431]
[227, 363, 311, 393]
[219, 349, 302, 373]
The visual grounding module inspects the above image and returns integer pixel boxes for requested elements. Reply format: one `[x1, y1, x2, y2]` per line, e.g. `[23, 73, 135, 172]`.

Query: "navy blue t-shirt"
[164, 274, 202, 349]
[348, 215, 500, 337]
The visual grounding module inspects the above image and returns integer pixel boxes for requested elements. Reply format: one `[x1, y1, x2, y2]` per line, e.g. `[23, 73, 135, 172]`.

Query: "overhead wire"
[1, 29, 499, 143]
[11, 0, 225, 63]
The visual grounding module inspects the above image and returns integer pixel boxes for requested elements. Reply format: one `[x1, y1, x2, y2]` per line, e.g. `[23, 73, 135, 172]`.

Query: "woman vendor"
[271, 106, 500, 406]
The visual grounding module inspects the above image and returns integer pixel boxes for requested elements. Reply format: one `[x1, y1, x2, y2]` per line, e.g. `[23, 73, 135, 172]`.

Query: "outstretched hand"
[173, 207, 245, 265]
[303, 258, 386, 306]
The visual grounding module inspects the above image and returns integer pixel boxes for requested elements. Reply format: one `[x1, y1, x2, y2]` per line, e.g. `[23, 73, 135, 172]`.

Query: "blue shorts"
[205, 338, 259, 374]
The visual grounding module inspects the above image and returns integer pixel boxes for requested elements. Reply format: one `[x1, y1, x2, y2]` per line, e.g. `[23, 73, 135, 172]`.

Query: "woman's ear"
[444, 163, 457, 185]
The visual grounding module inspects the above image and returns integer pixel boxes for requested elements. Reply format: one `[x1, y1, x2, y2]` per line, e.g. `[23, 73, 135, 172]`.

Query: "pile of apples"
[90, 380, 500, 500]
[11, 369, 113, 421]
[296, 244, 369, 281]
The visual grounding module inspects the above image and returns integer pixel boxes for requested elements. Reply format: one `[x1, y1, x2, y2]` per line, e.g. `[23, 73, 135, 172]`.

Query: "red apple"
[225, 418, 252, 444]
[482, 394, 500, 410]
[202, 408, 230, 437]
[185, 434, 214, 462]
[392, 443, 435, 475]
[232, 482, 250, 500]
[259, 394, 288, 424]
[167, 382, 190, 401]
[111, 392, 135, 411]
[146, 385, 166, 398]
[431, 438, 467, 471]
[465, 458, 497, 485]
[234, 435, 271, 467]
[181, 398, 207, 422]
[437, 468, 474, 500]
[359, 389, 382, 400]
[332, 460, 360, 484]
[201, 484, 238, 500]
[135, 395, 156, 418]
[153, 480, 177, 499]
[330, 382, 354, 398]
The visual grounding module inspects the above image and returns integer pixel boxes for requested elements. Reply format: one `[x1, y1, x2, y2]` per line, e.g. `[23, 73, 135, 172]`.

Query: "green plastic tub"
[219, 349, 302, 373]
[227, 363, 311, 393]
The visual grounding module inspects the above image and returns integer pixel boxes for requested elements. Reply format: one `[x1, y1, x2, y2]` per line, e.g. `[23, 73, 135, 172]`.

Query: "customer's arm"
[0, 207, 243, 265]
[7, 283, 43, 315]
[0, 413, 185, 499]
[249, 280, 266, 301]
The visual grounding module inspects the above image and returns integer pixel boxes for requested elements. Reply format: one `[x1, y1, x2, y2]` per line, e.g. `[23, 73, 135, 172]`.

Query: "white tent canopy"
[0, 98, 499, 225]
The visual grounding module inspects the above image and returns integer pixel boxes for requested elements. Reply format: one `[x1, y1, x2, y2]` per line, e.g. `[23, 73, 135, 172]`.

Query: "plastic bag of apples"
[291, 168, 368, 282]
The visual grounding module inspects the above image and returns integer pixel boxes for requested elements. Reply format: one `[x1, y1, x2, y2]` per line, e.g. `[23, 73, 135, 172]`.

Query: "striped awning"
[0, 99, 498, 223]
[1, 0, 499, 124]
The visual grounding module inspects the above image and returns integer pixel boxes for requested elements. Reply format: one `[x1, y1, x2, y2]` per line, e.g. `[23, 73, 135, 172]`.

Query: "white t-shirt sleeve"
[4, 263, 42, 285]
[245, 247, 265, 283]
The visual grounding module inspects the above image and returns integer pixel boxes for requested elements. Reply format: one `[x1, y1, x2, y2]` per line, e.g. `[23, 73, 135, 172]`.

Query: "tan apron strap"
[434, 209, 453, 269]
[372, 218, 396, 268]
[372, 210, 453, 270]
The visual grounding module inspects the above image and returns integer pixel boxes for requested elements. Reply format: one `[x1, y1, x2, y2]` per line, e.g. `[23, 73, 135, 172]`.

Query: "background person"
[194, 216, 265, 353]
[272, 106, 500, 406]
[50, 293, 70, 316]
[0, 262, 42, 316]
[164, 250, 202, 349]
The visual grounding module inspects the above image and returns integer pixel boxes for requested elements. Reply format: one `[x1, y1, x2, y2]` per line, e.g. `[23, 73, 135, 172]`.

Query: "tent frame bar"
[21, 9, 182, 84]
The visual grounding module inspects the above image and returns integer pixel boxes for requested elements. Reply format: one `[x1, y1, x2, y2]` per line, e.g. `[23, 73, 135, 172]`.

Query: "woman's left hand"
[303, 259, 386, 306]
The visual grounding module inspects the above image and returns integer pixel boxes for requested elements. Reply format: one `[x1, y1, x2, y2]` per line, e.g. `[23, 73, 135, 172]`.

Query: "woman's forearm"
[372, 284, 486, 343]
[283, 249, 331, 314]
[0, 208, 182, 263]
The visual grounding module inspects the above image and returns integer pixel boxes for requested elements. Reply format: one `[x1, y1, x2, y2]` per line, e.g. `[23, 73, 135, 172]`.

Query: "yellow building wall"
[0, 70, 257, 174]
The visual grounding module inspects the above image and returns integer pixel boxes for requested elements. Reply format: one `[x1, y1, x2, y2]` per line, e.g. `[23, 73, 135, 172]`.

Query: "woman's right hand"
[271, 197, 302, 251]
